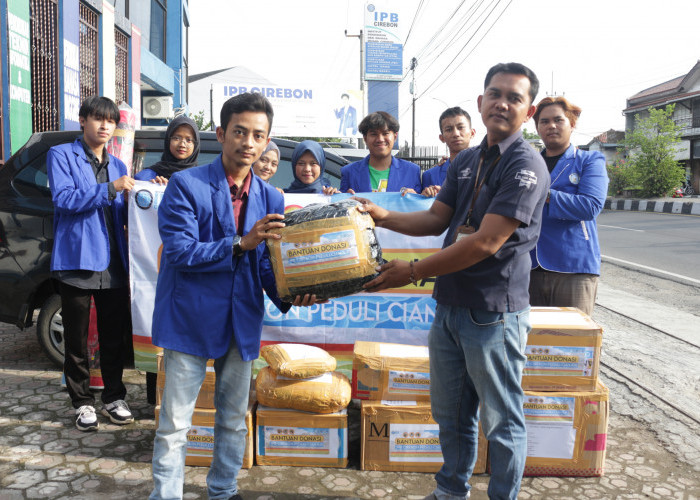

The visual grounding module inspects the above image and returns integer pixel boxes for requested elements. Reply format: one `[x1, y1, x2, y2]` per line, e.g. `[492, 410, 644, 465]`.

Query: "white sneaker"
[101, 399, 134, 425]
[75, 405, 98, 431]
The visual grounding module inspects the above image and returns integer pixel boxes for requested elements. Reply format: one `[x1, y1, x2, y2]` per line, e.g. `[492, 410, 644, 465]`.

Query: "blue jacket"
[134, 168, 158, 181]
[340, 156, 422, 193]
[421, 159, 450, 188]
[151, 156, 289, 361]
[48, 139, 128, 272]
[530, 145, 609, 274]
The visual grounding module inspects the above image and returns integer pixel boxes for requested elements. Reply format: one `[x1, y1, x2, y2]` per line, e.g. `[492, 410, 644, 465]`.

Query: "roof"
[188, 67, 235, 84]
[586, 129, 625, 147]
[625, 60, 700, 113]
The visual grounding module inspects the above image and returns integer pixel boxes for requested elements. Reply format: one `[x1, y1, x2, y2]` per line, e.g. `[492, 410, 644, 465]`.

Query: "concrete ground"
[1, 319, 698, 500]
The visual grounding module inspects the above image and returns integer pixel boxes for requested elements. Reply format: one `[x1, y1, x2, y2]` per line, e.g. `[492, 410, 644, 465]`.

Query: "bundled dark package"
[266, 199, 383, 301]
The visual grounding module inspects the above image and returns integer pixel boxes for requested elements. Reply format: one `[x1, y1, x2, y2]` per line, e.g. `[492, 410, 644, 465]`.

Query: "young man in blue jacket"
[149, 93, 320, 500]
[529, 96, 609, 315]
[421, 107, 476, 197]
[47, 96, 135, 431]
[340, 111, 422, 194]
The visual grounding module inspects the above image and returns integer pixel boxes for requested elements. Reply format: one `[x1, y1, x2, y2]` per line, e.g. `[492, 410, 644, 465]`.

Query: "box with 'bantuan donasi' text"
[523, 307, 603, 392]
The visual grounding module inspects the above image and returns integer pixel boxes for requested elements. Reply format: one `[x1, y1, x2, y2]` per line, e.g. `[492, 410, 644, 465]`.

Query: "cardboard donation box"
[523, 307, 603, 392]
[255, 406, 347, 468]
[521, 381, 609, 477]
[266, 199, 382, 302]
[154, 400, 255, 468]
[353, 341, 431, 401]
[361, 400, 487, 474]
[156, 352, 215, 408]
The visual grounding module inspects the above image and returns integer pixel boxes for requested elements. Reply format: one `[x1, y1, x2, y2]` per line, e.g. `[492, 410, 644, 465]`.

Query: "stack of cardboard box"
[154, 353, 254, 468]
[520, 307, 609, 477]
[254, 345, 350, 468]
[352, 340, 488, 474]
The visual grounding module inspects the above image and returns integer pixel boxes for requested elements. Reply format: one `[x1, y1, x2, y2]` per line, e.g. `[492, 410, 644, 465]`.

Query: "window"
[150, 0, 166, 61]
[30, 0, 60, 132]
[110, 0, 129, 18]
[79, 3, 99, 102]
[115, 29, 129, 105]
[692, 100, 700, 129]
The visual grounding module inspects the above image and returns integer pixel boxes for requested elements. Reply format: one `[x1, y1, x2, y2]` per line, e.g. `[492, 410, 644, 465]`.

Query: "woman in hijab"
[135, 115, 200, 184]
[252, 141, 280, 182]
[284, 140, 339, 195]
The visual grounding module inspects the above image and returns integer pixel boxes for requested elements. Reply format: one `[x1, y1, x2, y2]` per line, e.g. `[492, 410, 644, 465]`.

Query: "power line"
[418, 0, 513, 100]
[403, 0, 427, 48]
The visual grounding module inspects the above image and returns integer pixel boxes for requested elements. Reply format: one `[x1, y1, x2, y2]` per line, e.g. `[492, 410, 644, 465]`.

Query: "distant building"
[0, 0, 191, 162]
[580, 129, 625, 165]
[623, 60, 700, 192]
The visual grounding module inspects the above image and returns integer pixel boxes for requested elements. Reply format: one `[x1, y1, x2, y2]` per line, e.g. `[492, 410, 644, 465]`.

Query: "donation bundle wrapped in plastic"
[261, 343, 337, 379]
[255, 366, 352, 414]
[266, 199, 383, 302]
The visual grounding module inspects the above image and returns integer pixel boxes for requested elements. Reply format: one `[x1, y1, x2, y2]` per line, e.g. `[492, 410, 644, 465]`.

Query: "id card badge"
[452, 224, 476, 243]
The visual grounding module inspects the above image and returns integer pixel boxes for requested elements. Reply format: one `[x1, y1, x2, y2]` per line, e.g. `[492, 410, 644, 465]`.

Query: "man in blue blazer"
[340, 111, 421, 194]
[48, 96, 135, 432]
[529, 96, 609, 316]
[149, 93, 319, 500]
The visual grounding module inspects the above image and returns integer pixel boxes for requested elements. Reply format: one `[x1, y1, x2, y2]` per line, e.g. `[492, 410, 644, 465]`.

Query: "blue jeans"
[428, 304, 530, 500]
[150, 344, 251, 500]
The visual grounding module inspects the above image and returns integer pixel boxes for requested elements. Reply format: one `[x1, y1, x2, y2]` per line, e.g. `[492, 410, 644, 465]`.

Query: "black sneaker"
[101, 399, 134, 424]
[75, 405, 99, 432]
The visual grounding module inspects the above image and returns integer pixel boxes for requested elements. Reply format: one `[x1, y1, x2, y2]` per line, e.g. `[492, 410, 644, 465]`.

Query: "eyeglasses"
[171, 135, 195, 145]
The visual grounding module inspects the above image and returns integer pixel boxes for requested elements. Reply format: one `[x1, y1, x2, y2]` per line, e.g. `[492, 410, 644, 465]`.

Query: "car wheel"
[36, 294, 65, 367]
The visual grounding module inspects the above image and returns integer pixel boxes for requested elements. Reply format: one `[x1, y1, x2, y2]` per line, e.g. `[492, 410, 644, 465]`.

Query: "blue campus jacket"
[151, 156, 289, 361]
[48, 139, 128, 272]
[530, 145, 609, 275]
[421, 159, 450, 188]
[340, 156, 422, 193]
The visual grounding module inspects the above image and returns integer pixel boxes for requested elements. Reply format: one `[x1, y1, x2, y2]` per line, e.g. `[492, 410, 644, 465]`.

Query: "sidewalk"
[605, 195, 700, 215]
[1, 321, 699, 499]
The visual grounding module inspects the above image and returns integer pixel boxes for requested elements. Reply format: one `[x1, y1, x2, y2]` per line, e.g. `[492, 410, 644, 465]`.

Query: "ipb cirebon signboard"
[364, 2, 404, 82]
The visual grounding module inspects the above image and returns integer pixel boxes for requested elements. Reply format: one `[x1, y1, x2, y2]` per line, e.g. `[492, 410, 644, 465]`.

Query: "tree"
[622, 105, 685, 197]
[522, 128, 540, 140]
[189, 110, 213, 131]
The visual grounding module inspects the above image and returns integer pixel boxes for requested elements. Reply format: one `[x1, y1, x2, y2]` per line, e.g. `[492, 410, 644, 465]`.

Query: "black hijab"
[147, 115, 201, 179]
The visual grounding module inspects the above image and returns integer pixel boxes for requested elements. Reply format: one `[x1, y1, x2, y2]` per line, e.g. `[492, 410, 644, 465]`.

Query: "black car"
[0, 130, 347, 366]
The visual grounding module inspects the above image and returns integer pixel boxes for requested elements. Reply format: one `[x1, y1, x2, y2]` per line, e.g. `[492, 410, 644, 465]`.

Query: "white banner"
[129, 187, 442, 374]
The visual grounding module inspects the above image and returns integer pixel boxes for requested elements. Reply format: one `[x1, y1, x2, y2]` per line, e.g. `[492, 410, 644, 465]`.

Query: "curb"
[605, 198, 700, 215]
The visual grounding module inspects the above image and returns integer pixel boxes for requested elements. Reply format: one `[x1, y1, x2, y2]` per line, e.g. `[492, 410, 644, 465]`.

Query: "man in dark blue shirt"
[357, 63, 549, 500]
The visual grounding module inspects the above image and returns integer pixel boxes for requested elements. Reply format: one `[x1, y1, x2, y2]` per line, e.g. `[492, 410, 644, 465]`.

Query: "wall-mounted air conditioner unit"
[142, 96, 174, 119]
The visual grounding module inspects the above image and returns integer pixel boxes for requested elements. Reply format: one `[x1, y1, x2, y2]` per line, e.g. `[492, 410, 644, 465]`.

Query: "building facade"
[623, 60, 700, 193]
[0, 0, 190, 163]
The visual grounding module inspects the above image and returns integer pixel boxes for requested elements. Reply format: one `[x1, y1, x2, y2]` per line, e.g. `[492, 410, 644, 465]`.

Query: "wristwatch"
[232, 235, 244, 257]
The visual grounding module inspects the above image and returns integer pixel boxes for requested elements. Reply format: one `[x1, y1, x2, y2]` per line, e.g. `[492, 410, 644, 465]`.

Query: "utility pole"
[410, 57, 417, 157]
[209, 85, 215, 131]
[344, 29, 365, 120]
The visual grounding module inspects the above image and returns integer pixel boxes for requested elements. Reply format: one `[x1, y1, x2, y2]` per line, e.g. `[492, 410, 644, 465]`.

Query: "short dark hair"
[220, 92, 274, 133]
[483, 62, 539, 105]
[341, 93, 350, 100]
[439, 107, 472, 133]
[79, 96, 120, 125]
[358, 111, 400, 136]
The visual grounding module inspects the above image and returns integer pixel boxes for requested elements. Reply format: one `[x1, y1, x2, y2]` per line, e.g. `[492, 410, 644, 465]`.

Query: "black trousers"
[59, 282, 130, 408]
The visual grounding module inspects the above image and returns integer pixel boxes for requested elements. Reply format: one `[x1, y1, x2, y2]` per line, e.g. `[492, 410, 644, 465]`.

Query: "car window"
[13, 154, 51, 198]
[132, 150, 221, 177]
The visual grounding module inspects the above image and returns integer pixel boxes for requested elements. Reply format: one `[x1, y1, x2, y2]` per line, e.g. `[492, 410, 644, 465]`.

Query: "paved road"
[598, 210, 700, 281]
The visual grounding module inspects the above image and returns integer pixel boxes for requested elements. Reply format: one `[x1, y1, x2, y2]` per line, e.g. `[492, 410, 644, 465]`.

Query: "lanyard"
[465, 151, 501, 226]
